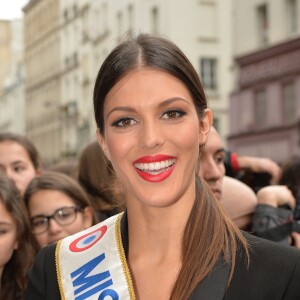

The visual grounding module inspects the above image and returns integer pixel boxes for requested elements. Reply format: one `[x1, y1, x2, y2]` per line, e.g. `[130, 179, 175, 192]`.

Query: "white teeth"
[149, 163, 155, 171]
[154, 162, 160, 170]
[134, 159, 176, 172]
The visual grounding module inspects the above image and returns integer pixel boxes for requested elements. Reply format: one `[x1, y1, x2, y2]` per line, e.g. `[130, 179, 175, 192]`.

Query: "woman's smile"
[134, 155, 176, 182]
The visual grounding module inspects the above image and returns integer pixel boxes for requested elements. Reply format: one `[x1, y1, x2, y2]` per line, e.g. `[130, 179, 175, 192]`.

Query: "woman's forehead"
[104, 68, 192, 109]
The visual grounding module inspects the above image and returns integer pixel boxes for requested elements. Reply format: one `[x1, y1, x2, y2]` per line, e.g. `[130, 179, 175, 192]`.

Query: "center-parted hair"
[93, 33, 248, 299]
[94, 34, 207, 135]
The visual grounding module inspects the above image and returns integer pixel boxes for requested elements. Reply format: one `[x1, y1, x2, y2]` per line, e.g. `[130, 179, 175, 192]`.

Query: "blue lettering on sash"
[99, 289, 119, 300]
[70, 253, 119, 300]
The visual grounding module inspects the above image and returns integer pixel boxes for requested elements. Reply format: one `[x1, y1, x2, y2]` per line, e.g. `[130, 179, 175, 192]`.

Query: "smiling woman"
[99, 68, 206, 208]
[26, 34, 300, 300]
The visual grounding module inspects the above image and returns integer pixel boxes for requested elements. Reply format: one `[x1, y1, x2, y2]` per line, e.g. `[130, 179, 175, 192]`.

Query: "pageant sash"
[55, 213, 135, 300]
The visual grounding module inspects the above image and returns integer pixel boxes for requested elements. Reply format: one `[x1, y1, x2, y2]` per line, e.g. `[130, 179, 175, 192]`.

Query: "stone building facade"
[22, 0, 235, 164]
[23, 0, 62, 164]
[229, 0, 300, 164]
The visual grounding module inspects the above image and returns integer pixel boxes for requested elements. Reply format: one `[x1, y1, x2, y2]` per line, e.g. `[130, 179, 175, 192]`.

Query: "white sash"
[56, 213, 135, 300]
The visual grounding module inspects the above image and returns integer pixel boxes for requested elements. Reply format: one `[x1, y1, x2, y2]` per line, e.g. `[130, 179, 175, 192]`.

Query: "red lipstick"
[133, 155, 176, 182]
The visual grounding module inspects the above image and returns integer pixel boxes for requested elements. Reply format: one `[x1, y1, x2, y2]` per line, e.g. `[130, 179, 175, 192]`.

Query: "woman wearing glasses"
[24, 171, 98, 248]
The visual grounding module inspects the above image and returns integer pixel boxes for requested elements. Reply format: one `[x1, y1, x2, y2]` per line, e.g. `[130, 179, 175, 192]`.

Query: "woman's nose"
[139, 120, 164, 149]
[48, 218, 62, 233]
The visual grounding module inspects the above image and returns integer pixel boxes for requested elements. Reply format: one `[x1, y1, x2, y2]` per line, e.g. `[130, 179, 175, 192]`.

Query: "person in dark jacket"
[25, 34, 300, 300]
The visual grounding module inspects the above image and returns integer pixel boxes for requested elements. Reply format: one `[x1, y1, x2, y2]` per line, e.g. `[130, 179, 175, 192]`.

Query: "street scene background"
[0, 0, 299, 167]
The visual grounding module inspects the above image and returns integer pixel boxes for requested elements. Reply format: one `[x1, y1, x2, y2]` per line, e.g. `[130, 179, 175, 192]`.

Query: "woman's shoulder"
[226, 232, 300, 300]
[239, 231, 300, 275]
[244, 231, 300, 262]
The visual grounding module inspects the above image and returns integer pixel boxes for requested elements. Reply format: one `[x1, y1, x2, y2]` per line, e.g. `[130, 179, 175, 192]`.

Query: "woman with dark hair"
[26, 34, 300, 300]
[78, 140, 119, 220]
[0, 173, 37, 300]
[0, 132, 41, 196]
[24, 171, 98, 249]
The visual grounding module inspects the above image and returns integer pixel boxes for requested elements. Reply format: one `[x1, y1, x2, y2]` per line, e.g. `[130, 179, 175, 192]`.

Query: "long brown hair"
[93, 33, 248, 299]
[78, 141, 119, 218]
[0, 173, 37, 300]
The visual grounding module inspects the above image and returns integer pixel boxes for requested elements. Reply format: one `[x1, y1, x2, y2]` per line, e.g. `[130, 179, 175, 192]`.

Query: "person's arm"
[256, 185, 295, 208]
[224, 150, 282, 184]
[236, 156, 281, 184]
[221, 176, 257, 230]
[251, 186, 295, 245]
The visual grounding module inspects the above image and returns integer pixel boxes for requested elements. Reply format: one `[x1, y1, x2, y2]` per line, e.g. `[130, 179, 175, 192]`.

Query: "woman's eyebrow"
[12, 160, 26, 166]
[158, 97, 189, 108]
[0, 221, 13, 225]
[106, 106, 136, 119]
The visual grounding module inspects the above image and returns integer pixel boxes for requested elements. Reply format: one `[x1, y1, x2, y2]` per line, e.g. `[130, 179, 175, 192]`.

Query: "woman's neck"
[126, 207, 186, 300]
[127, 200, 191, 255]
[123, 187, 195, 298]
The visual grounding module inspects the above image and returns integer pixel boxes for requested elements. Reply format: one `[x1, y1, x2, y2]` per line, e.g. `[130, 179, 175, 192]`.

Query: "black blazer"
[25, 232, 300, 300]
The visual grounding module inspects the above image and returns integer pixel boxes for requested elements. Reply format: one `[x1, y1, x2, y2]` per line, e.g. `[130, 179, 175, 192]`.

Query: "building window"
[73, 4, 78, 16]
[287, 0, 297, 34]
[257, 4, 268, 45]
[64, 8, 68, 21]
[151, 7, 159, 34]
[200, 58, 217, 90]
[282, 82, 296, 122]
[117, 11, 123, 37]
[255, 89, 267, 127]
[127, 4, 134, 37]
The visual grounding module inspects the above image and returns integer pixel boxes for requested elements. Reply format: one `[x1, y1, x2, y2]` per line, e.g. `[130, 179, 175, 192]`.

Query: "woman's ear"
[199, 108, 213, 143]
[82, 207, 94, 228]
[96, 129, 111, 161]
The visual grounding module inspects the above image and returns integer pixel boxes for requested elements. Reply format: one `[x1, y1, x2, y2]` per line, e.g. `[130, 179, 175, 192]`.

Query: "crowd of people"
[0, 34, 299, 299]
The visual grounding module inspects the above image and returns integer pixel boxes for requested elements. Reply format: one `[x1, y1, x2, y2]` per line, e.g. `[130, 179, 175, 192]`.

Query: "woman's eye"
[59, 212, 72, 219]
[14, 166, 25, 173]
[112, 118, 137, 128]
[162, 110, 185, 119]
[32, 219, 46, 228]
